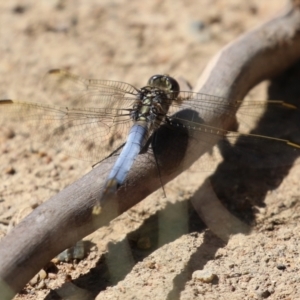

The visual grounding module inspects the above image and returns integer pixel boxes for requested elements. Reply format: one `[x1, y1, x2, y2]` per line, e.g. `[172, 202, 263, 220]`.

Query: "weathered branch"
[1, 1, 300, 297]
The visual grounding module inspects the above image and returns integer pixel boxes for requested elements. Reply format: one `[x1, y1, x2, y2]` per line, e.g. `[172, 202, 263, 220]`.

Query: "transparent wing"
[158, 91, 300, 170]
[168, 91, 297, 127]
[43, 69, 139, 108]
[0, 100, 134, 163]
[0, 70, 143, 163]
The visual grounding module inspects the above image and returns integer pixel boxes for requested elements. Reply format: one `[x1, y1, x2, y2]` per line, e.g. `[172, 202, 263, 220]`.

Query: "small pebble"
[29, 274, 39, 286]
[48, 273, 57, 279]
[29, 269, 47, 286]
[189, 21, 211, 43]
[192, 270, 217, 283]
[257, 290, 271, 298]
[57, 240, 86, 262]
[73, 240, 85, 260]
[57, 248, 72, 262]
[36, 279, 46, 290]
[146, 261, 156, 269]
[277, 264, 286, 270]
[51, 257, 59, 264]
[37, 151, 47, 158]
[3, 128, 15, 139]
[12, 5, 27, 14]
[5, 166, 15, 175]
[38, 269, 47, 280]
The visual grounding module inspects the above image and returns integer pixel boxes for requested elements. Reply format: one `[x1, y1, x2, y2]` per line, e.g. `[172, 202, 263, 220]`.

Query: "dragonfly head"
[147, 74, 180, 98]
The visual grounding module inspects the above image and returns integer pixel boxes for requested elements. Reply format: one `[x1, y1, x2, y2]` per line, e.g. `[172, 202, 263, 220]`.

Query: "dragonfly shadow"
[150, 109, 204, 174]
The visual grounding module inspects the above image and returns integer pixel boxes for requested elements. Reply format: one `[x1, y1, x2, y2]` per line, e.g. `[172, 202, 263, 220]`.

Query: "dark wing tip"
[47, 69, 63, 74]
[0, 99, 13, 104]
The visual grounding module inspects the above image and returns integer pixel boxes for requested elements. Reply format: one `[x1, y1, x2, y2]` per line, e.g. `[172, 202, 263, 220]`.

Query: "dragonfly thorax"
[131, 74, 180, 124]
[131, 86, 176, 128]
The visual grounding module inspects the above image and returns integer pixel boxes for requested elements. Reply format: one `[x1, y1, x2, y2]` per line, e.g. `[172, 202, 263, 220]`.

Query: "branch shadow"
[45, 200, 207, 299]
[211, 61, 300, 225]
[165, 61, 300, 299]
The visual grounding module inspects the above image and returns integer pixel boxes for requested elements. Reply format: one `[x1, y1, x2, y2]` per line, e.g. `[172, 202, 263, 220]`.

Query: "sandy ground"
[0, 0, 300, 299]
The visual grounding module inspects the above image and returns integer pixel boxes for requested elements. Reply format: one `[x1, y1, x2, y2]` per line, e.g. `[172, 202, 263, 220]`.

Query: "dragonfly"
[0, 69, 299, 203]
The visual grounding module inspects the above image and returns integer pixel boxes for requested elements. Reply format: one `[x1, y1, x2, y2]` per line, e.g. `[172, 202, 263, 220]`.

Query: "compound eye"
[148, 74, 180, 94]
[147, 75, 161, 86]
[166, 76, 180, 94]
